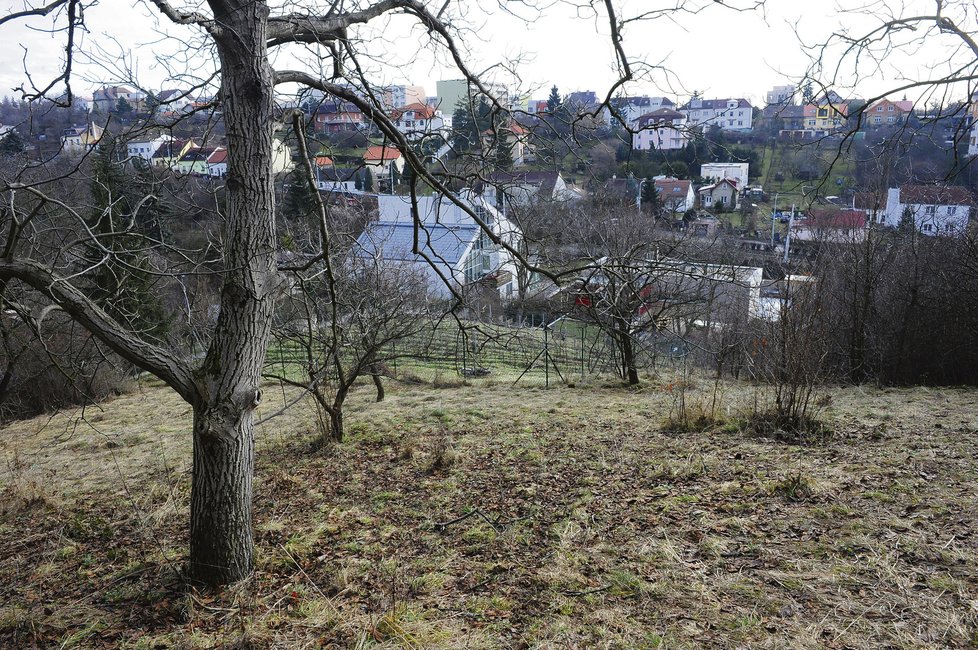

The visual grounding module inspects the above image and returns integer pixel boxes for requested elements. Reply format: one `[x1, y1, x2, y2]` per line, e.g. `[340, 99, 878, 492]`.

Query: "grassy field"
[1, 373, 977, 648]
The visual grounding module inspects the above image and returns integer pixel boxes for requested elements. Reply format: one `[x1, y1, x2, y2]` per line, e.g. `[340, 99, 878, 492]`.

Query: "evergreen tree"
[546, 85, 562, 114]
[363, 169, 375, 192]
[0, 129, 26, 157]
[115, 97, 133, 114]
[86, 135, 171, 340]
[640, 178, 660, 213]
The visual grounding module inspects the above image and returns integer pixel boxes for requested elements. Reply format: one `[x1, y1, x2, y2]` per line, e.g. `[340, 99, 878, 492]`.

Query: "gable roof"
[314, 156, 333, 167]
[483, 170, 562, 196]
[854, 191, 886, 211]
[800, 209, 867, 229]
[178, 146, 219, 163]
[637, 109, 685, 125]
[363, 145, 401, 162]
[899, 185, 974, 206]
[698, 178, 739, 193]
[392, 103, 437, 120]
[654, 178, 691, 196]
[357, 221, 477, 270]
[152, 138, 195, 159]
[207, 148, 228, 164]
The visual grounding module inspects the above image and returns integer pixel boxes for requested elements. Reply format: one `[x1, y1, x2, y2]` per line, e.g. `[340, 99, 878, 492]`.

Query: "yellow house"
[61, 123, 104, 153]
[804, 102, 848, 134]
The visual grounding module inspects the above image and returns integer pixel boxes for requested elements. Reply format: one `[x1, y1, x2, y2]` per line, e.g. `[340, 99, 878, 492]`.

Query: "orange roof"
[393, 103, 436, 120]
[314, 156, 333, 166]
[363, 146, 401, 162]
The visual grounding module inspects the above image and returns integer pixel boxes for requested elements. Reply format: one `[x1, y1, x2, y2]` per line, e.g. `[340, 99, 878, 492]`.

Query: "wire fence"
[383, 319, 692, 386]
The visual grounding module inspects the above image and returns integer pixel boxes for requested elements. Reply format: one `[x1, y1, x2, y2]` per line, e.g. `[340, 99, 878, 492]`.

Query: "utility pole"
[783, 203, 795, 263]
[770, 192, 779, 249]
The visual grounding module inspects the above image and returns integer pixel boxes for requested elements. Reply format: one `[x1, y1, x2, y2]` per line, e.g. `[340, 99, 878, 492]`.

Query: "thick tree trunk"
[189, 403, 256, 584]
[187, 0, 276, 586]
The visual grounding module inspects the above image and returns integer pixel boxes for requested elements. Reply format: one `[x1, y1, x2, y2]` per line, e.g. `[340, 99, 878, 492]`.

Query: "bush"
[0, 313, 134, 423]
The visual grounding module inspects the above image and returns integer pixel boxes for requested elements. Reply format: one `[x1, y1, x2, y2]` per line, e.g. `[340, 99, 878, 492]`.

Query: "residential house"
[653, 177, 695, 214]
[864, 98, 913, 128]
[700, 162, 749, 189]
[312, 101, 370, 134]
[608, 96, 676, 127]
[883, 185, 973, 235]
[62, 123, 104, 152]
[316, 166, 361, 193]
[698, 178, 739, 210]
[207, 148, 228, 177]
[767, 104, 808, 138]
[363, 145, 404, 185]
[481, 121, 531, 166]
[803, 102, 848, 136]
[790, 209, 868, 243]
[679, 98, 753, 131]
[175, 146, 221, 175]
[853, 191, 887, 224]
[154, 89, 194, 114]
[766, 85, 795, 106]
[480, 170, 575, 209]
[391, 103, 450, 142]
[92, 85, 145, 113]
[632, 109, 688, 151]
[127, 133, 173, 161]
[355, 192, 523, 298]
[151, 138, 197, 167]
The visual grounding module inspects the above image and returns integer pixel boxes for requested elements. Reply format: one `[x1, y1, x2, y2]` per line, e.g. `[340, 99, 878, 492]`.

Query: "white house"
[653, 177, 695, 213]
[700, 162, 749, 189]
[481, 171, 576, 209]
[391, 103, 450, 142]
[679, 98, 754, 131]
[155, 89, 195, 113]
[606, 96, 676, 128]
[127, 134, 173, 161]
[883, 185, 973, 235]
[698, 178, 739, 210]
[632, 109, 688, 151]
[207, 148, 228, 177]
[356, 192, 523, 298]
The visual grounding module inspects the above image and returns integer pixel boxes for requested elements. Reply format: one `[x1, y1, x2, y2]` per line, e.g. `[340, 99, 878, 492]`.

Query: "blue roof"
[356, 221, 477, 275]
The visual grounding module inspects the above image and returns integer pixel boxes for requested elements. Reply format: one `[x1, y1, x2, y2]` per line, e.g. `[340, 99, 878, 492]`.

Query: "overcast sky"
[1, 0, 975, 107]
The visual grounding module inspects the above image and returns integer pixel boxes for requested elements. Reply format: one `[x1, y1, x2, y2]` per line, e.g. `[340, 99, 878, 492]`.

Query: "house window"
[876, 106, 883, 112]
[925, 205, 936, 215]
[922, 224, 934, 232]
[947, 206, 957, 215]
[887, 105, 894, 111]
[874, 117, 881, 124]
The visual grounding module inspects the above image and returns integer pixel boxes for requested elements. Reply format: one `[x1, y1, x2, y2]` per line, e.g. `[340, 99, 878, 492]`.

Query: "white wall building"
[700, 162, 749, 188]
[358, 192, 523, 298]
[765, 85, 795, 106]
[632, 109, 688, 150]
[127, 134, 173, 161]
[679, 98, 754, 131]
[883, 185, 973, 235]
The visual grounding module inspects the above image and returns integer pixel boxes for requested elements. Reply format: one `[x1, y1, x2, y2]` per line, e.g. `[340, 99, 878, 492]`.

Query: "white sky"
[0, 0, 975, 107]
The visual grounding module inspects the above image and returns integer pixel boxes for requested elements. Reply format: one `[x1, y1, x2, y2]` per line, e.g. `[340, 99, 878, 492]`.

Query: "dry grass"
[1, 374, 977, 648]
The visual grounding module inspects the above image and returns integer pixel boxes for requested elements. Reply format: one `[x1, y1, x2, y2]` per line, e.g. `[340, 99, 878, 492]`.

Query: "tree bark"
[189, 402, 256, 584]
[187, 0, 277, 585]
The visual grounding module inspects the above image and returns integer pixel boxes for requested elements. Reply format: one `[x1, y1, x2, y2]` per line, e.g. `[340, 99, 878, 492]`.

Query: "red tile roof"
[207, 148, 228, 164]
[899, 185, 974, 206]
[392, 103, 436, 120]
[363, 146, 401, 162]
[800, 209, 867, 229]
[654, 179, 691, 195]
[314, 156, 333, 167]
